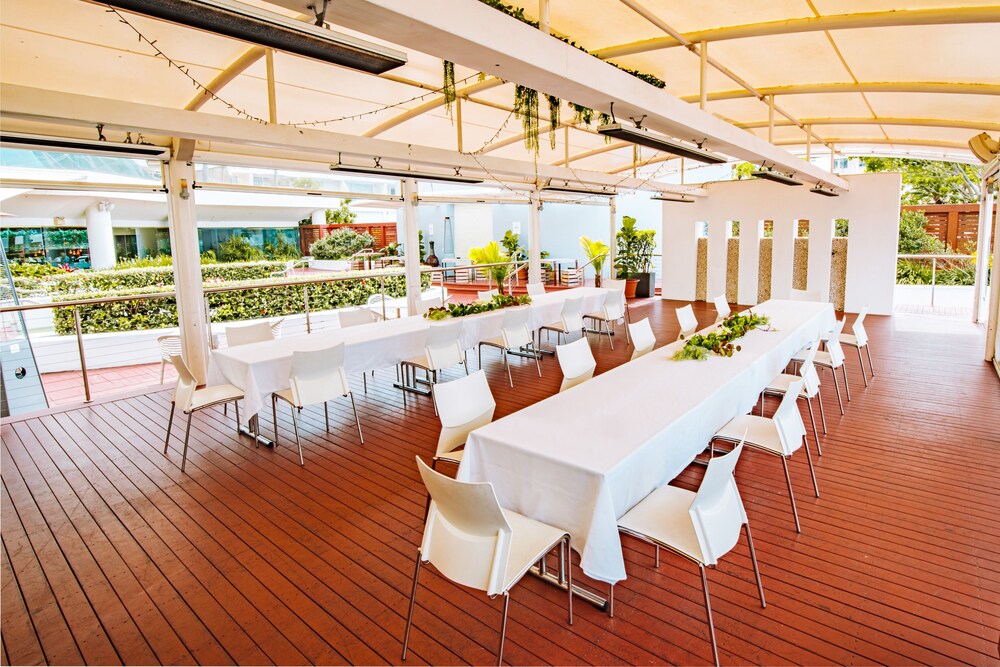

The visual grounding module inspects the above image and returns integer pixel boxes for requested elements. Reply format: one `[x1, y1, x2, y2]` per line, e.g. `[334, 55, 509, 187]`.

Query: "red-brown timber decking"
[2, 298, 999, 666]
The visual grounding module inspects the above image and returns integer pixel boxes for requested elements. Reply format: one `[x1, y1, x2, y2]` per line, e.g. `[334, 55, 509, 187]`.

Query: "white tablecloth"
[208, 287, 609, 417]
[457, 299, 836, 584]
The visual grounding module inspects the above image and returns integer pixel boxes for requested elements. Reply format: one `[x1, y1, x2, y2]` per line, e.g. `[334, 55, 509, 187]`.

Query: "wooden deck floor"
[2, 299, 999, 666]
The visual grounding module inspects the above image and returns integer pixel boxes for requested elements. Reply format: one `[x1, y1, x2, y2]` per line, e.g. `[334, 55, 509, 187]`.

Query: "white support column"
[986, 182, 1000, 362]
[770, 218, 795, 300]
[135, 227, 159, 258]
[609, 197, 617, 271]
[660, 211, 699, 301]
[310, 209, 326, 225]
[706, 219, 732, 302]
[528, 190, 542, 284]
[807, 218, 835, 302]
[738, 220, 765, 305]
[164, 159, 209, 383]
[401, 178, 421, 313]
[972, 178, 994, 323]
[85, 201, 116, 269]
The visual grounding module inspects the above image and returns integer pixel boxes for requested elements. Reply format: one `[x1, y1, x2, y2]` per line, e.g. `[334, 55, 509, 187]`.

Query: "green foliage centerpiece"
[425, 294, 531, 321]
[673, 311, 772, 361]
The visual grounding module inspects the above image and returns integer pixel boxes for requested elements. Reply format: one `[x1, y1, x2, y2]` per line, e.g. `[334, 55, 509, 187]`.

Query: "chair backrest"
[689, 442, 747, 566]
[270, 318, 285, 339]
[413, 298, 435, 317]
[157, 335, 182, 361]
[433, 370, 496, 458]
[339, 307, 375, 328]
[825, 318, 847, 366]
[288, 343, 349, 406]
[713, 295, 731, 322]
[602, 289, 626, 320]
[526, 282, 546, 297]
[676, 304, 698, 339]
[169, 355, 198, 412]
[478, 289, 499, 302]
[226, 321, 274, 347]
[628, 318, 656, 360]
[852, 305, 869, 346]
[556, 337, 596, 392]
[605, 279, 626, 294]
[798, 339, 822, 398]
[560, 295, 584, 332]
[426, 320, 465, 369]
[772, 379, 807, 455]
[500, 306, 532, 349]
[790, 288, 822, 302]
[416, 457, 511, 596]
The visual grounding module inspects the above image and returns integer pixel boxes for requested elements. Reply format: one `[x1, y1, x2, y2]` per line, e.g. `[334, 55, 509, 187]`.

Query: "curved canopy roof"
[1, 0, 997, 188]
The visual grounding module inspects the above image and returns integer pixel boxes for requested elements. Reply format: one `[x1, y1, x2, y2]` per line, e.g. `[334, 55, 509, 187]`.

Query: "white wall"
[452, 203, 493, 259]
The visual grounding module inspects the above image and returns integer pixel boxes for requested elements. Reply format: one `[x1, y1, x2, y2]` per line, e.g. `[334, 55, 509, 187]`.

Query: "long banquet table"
[207, 287, 608, 418]
[456, 299, 836, 584]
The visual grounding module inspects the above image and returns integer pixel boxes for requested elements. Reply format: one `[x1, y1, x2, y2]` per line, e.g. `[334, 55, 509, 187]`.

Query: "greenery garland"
[672, 312, 772, 361]
[546, 95, 560, 150]
[513, 85, 540, 153]
[443, 60, 457, 118]
[425, 293, 532, 320]
[571, 103, 594, 126]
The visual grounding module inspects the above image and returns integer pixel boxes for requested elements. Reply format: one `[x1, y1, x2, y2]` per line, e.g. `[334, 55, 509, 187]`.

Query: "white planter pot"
[309, 259, 352, 272]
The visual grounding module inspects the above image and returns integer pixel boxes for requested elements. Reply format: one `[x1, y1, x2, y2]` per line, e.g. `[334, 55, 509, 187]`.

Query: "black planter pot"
[631, 272, 656, 298]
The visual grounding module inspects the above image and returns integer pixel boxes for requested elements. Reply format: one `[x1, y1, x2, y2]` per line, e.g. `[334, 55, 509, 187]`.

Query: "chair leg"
[324, 402, 330, 432]
[401, 553, 422, 661]
[609, 582, 614, 618]
[532, 342, 542, 377]
[563, 536, 574, 626]
[159, 359, 166, 385]
[699, 564, 720, 667]
[623, 317, 632, 346]
[504, 349, 513, 387]
[865, 344, 875, 378]
[497, 592, 510, 667]
[841, 364, 851, 402]
[606, 319, 614, 350]
[744, 523, 766, 608]
[856, 346, 869, 387]
[180, 412, 193, 473]
[478, 344, 483, 370]
[803, 435, 820, 498]
[829, 367, 845, 415]
[363, 371, 368, 393]
[234, 401, 240, 438]
[805, 396, 822, 456]
[163, 402, 176, 453]
[349, 392, 364, 444]
[780, 456, 801, 533]
[272, 395, 280, 446]
[290, 405, 302, 459]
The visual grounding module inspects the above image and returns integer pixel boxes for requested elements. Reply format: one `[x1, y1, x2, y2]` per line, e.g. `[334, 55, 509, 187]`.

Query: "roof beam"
[551, 141, 631, 166]
[363, 77, 504, 137]
[738, 117, 1000, 132]
[592, 6, 1000, 59]
[682, 82, 1000, 102]
[776, 137, 970, 150]
[184, 46, 266, 111]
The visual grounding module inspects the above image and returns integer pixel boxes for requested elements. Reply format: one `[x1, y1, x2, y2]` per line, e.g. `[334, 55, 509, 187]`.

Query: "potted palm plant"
[468, 241, 511, 292]
[579, 236, 609, 288]
[501, 230, 528, 282]
[615, 216, 657, 298]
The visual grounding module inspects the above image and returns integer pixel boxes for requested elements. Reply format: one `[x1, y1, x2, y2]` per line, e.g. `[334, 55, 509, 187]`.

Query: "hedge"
[52, 271, 431, 335]
[39, 261, 286, 295]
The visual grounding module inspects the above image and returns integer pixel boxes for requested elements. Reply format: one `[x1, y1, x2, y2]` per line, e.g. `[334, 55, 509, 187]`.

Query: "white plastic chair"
[617, 443, 765, 667]
[763, 339, 826, 456]
[840, 305, 874, 385]
[339, 307, 375, 328]
[790, 288, 822, 302]
[628, 318, 656, 361]
[400, 321, 469, 412]
[431, 370, 496, 467]
[402, 457, 573, 666]
[156, 335, 182, 384]
[269, 317, 285, 339]
[712, 295, 731, 324]
[584, 288, 630, 349]
[478, 307, 541, 387]
[526, 282, 546, 297]
[711, 380, 819, 533]
[556, 337, 596, 393]
[270, 343, 363, 465]
[676, 304, 699, 340]
[478, 289, 500, 302]
[163, 355, 244, 472]
[538, 295, 585, 345]
[794, 318, 850, 414]
[225, 321, 274, 347]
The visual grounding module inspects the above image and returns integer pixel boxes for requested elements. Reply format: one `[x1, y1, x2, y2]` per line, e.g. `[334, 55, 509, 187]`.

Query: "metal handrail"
[577, 252, 608, 284]
[896, 253, 975, 307]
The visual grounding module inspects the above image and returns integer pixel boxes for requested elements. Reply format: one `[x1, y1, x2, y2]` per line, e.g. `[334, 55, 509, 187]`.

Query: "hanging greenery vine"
[546, 95, 560, 150]
[571, 103, 594, 126]
[514, 85, 540, 154]
[598, 112, 613, 143]
[442, 60, 457, 118]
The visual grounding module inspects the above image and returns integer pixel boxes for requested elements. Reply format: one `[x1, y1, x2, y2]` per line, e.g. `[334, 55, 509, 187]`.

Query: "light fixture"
[809, 185, 839, 197]
[750, 165, 803, 186]
[0, 132, 170, 160]
[99, 0, 407, 73]
[651, 193, 695, 203]
[330, 160, 482, 184]
[597, 123, 727, 164]
[540, 180, 617, 197]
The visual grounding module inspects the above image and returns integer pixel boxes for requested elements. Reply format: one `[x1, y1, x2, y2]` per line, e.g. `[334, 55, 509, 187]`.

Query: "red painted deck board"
[2, 298, 999, 665]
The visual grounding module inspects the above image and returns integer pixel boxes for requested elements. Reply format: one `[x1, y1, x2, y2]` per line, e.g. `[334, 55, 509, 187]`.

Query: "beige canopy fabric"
[0, 0, 997, 181]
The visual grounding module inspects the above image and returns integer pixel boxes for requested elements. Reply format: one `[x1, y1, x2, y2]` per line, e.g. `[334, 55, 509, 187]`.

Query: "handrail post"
[379, 275, 386, 320]
[73, 308, 91, 403]
[931, 257, 937, 307]
[204, 296, 215, 350]
[303, 285, 311, 333]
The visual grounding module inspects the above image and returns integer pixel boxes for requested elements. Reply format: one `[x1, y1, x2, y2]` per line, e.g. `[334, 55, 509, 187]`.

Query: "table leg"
[528, 564, 610, 612]
[239, 414, 276, 447]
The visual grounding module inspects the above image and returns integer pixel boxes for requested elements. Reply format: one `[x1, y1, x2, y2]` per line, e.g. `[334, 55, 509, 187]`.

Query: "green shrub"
[263, 232, 300, 260]
[52, 271, 431, 335]
[898, 210, 945, 255]
[309, 228, 374, 260]
[896, 257, 976, 285]
[112, 255, 176, 270]
[217, 235, 265, 262]
[37, 261, 284, 295]
[8, 262, 69, 278]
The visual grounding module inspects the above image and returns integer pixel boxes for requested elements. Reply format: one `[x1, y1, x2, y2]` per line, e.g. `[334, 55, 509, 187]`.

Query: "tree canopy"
[859, 157, 980, 205]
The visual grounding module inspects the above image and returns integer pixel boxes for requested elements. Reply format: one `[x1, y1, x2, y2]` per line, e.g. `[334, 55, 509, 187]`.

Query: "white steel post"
[973, 175, 995, 323]
[401, 178, 421, 314]
[528, 189, 542, 284]
[609, 197, 618, 274]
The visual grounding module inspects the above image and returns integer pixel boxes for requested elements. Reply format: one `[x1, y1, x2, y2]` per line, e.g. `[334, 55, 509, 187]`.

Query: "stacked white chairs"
[163, 355, 244, 472]
[790, 288, 822, 302]
[840, 305, 875, 385]
[478, 289, 500, 302]
[430, 370, 495, 467]
[628, 318, 656, 361]
[711, 380, 819, 532]
[526, 282, 546, 297]
[676, 304, 699, 340]
[617, 443, 765, 667]
[794, 318, 850, 414]
[270, 343, 363, 465]
[402, 457, 573, 666]
[477, 306, 541, 387]
[225, 321, 274, 347]
[269, 317, 285, 339]
[556, 337, 596, 392]
[400, 321, 469, 411]
[763, 339, 826, 456]
[584, 288, 630, 349]
[156, 335, 182, 384]
[712, 295, 731, 324]
[539, 295, 585, 345]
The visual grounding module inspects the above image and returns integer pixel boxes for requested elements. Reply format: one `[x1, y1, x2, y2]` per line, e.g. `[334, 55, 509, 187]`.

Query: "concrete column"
[609, 197, 617, 272]
[807, 218, 835, 302]
[660, 211, 699, 301]
[972, 180, 994, 323]
[401, 178, 421, 313]
[135, 227, 159, 258]
[706, 219, 732, 301]
[770, 218, 795, 300]
[164, 160, 210, 383]
[85, 201, 116, 269]
[738, 220, 765, 305]
[528, 190, 542, 284]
